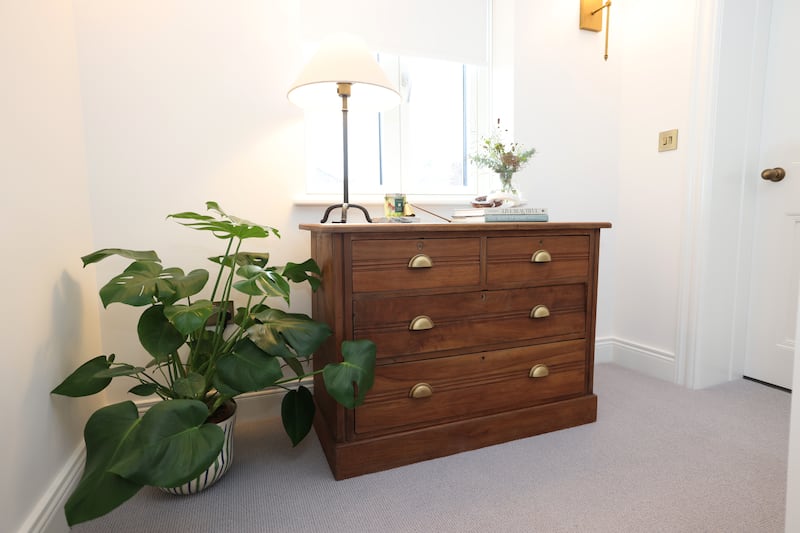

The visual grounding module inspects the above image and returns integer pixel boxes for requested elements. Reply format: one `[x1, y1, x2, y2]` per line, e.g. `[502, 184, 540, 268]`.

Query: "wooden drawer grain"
[354, 340, 588, 435]
[486, 235, 590, 286]
[351, 237, 480, 292]
[354, 284, 586, 359]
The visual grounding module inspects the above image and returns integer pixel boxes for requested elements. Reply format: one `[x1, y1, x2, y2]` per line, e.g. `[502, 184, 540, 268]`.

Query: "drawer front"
[353, 284, 586, 359]
[351, 237, 480, 292]
[486, 235, 590, 286]
[354, 340, 588, 435]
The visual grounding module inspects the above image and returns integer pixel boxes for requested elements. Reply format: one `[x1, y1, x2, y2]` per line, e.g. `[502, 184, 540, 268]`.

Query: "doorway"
[741, 0, 799, 391]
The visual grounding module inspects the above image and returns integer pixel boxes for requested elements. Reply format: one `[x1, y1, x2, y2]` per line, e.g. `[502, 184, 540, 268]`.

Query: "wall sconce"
[579, 0, 612, 61]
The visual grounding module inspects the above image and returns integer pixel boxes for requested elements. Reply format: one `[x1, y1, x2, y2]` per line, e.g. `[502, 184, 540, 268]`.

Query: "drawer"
[351, 237, 480, 292]
[486, 235, 590, 286]
[354, 340, 588, 435]
[353, 284, 586, 359]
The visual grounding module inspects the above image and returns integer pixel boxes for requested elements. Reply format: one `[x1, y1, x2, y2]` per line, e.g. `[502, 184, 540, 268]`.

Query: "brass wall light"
[580, 0, 612, 61]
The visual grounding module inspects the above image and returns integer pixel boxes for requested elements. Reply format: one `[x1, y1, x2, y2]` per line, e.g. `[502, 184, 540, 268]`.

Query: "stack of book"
[451, 207, 549, 223]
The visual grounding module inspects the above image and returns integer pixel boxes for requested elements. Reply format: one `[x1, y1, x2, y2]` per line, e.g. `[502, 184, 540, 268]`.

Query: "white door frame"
[677, 0, 773, 390]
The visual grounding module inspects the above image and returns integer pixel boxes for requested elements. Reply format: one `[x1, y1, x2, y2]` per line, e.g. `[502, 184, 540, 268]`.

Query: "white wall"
[513, 0, 701, 379]
[513, 1, 620, 343]
[611, 0, 699, 380]
[0, 2, 104, 532]
[70, 2, 322, 401]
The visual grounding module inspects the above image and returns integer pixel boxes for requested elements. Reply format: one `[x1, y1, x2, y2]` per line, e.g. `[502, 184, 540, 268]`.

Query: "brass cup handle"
[409, 382, 433, 398]
[409, 315, 434, 331]
[529, 364, 550, 378]
[530, 305, 551, 319]
[408, 254, 433, 268]
[761, 167, 786, 182]
[531, 249, 552, 263]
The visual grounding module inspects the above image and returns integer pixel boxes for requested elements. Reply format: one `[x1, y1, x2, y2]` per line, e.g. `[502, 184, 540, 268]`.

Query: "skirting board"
[17, 444, 84, 533]
[597, 336, 676, 382]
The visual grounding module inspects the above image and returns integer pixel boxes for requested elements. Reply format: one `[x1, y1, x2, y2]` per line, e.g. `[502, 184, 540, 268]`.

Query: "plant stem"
[219, 294, 257, 353]
[209, 395, 226, 416]
[210, 238, 234, 303]
[156, 359, 171, 388]
[172, 351, 185, 380]
[205, 237, 243, 384]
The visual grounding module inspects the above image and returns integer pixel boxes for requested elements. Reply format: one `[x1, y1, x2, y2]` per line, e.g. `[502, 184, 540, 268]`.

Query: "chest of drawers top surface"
[299, 221, 611, 234]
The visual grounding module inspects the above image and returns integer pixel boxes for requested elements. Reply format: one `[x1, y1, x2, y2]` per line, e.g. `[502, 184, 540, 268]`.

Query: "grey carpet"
[72, 364, 791, 532]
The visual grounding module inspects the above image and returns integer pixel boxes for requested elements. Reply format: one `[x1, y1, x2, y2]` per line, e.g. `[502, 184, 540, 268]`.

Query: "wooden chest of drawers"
[300, 222, 610, 479]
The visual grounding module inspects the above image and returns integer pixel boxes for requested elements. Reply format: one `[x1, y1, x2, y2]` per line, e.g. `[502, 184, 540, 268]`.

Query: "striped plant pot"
[161, 400, 237, 495]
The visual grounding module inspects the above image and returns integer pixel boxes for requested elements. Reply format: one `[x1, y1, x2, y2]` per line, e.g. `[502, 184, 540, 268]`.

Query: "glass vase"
[490, 171, 525, 207]
[497, 171, 520, 196]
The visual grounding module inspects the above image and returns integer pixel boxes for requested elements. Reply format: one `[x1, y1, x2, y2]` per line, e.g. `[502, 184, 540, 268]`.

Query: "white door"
[744, 0, 800, 390]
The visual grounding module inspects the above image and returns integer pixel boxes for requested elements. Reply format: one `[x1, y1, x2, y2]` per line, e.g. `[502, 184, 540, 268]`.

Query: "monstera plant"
[52, 202, 375, 525]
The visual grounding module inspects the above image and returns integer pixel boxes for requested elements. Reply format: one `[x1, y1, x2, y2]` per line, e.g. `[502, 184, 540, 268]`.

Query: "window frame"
[297, 54, 492, 205]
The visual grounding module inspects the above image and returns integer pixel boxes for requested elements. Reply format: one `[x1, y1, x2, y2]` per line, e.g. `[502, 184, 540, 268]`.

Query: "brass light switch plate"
[580, 0, 604, 32]
[658, 129, 678, 152]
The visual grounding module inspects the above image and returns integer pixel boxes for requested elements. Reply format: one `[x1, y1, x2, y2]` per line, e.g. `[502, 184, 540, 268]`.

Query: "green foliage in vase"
[52, 201, 376, 526]
[470, 120, 536, 174]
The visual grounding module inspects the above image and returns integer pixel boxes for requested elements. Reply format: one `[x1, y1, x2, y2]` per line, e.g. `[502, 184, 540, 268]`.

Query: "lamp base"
[320, 203, 372, 224]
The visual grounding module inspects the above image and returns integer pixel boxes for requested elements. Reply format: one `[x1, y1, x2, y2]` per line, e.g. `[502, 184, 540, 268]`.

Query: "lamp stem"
[340, 85, 350, 222]
[319, 82, 372, 224]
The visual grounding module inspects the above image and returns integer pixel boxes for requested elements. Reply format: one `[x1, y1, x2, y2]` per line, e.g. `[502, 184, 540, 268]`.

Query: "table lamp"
[287, 33, 401, 223]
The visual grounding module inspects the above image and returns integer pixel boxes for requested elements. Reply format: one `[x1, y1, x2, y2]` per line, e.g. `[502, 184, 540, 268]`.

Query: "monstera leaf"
[322, 340, 377, 409]
[233, 264, 291, 300]
[137, 305, 185, 361]
[281, 259, 322, 292]
[97, 260, 208, 308]
[215, 338, 283, 394]
[51, 355, 113, 397]
[168, 201, 279, 240]
[247, 308, 331, 358]
[281, 385, 315, 447]
[108, 400, 224, 488]
[64, 402, 143, 526]
[164, 299, 215, 335]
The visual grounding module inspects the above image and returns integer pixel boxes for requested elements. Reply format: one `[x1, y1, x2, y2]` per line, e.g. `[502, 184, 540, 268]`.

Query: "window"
[303, 54, 488, 198]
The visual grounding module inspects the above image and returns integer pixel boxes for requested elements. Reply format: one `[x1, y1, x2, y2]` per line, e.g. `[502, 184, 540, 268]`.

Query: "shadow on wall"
[14, 271, 106, 525]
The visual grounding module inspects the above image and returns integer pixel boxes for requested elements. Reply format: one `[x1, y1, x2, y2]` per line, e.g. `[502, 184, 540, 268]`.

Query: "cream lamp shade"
[287, 33, 399, 223]
[287, 33, 400, 111]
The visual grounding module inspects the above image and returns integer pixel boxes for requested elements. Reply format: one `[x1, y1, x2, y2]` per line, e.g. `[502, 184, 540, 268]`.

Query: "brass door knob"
[761, 167, 786, 182]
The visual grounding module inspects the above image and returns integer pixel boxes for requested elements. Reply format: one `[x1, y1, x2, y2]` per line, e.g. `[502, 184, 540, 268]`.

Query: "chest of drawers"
[300, 222, 610, 479]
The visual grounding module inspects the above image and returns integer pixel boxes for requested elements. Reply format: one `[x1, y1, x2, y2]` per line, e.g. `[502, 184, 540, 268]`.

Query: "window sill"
[293, 194, 476, 207]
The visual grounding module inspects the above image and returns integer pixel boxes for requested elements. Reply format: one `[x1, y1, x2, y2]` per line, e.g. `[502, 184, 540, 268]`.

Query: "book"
[451, 213, 549, 223]
[485, 213, 549, 222]
[452, 206, 548, 217]
[450, 215, 489, 223]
